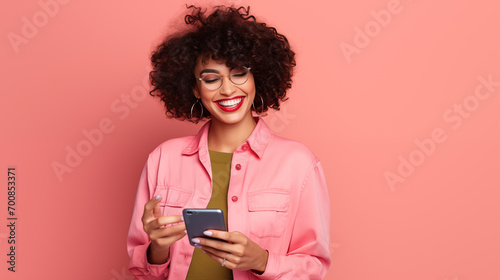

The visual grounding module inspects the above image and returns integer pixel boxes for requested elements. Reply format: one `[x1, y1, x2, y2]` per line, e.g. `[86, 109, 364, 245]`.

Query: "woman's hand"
[192, 230, 269, 274]
[141, 195, 186, 264]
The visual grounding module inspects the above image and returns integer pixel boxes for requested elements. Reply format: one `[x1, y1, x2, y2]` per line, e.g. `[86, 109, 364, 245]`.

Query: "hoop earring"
[252, 94, 265, 114]
[190, 98, 203, 123]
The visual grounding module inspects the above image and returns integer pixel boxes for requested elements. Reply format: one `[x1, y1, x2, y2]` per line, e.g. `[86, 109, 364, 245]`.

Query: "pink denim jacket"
[127, 117, 331, 279]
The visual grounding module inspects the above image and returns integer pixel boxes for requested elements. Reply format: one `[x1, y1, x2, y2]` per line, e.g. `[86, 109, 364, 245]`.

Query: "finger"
[149, 222, 186, 239]
[142, 195, 162, 222]
[144, 215, 184, 233]
[166, 230, 187, 245]
[149, 225, 186, 244]
[202, 230, 230, 241]
[203, 230, 244, 244]
[157, 215, 184, 225]
[152, 233, 186, 249]
[193, 237, 231, 252]
[200, 245, 229, 260]
[151, 225, 187, 247]
[203, 249, 228, 265]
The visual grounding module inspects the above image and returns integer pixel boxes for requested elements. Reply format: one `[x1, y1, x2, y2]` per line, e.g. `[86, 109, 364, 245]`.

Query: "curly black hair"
[149, 5, 296, 122]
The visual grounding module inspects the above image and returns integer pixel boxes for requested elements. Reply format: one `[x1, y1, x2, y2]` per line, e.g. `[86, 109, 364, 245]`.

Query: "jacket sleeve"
[255, 159, 331, 279]
[127, 158, 171, 279]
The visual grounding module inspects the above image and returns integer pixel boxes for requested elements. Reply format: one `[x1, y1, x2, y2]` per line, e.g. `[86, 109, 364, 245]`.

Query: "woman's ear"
[193, 86, 200, 99]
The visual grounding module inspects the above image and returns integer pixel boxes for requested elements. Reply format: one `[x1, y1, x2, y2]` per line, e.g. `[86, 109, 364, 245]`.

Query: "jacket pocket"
[247, 189, 290, 238]
[153, 186, 192, 216]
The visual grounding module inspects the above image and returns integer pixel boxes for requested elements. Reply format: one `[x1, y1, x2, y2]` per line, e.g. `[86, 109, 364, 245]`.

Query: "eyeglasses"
[197, 66, 251, 91]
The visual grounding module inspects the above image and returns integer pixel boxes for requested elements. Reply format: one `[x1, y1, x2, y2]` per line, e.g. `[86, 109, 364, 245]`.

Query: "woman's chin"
[211, 112, 254, 126]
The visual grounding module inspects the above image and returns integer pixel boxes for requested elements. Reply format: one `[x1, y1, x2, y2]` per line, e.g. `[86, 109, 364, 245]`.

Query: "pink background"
[1, 0, 499, 279]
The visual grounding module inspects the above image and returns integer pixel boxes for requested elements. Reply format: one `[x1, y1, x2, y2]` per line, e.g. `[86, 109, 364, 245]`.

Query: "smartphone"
[183, 208, 227, 246]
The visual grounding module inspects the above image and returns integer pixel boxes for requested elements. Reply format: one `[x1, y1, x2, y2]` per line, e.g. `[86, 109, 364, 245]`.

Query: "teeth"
[218, 97, 242, 107]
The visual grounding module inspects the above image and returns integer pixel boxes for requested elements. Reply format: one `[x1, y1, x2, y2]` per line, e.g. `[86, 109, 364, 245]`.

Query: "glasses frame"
[197, 66, 251, 91]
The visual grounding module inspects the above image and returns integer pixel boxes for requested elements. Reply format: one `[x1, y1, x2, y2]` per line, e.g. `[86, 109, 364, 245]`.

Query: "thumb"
[143, 195, 162, 221]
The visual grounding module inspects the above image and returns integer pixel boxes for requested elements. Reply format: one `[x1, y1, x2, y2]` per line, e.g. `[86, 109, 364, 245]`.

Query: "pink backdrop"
[1, 0, 499, 279]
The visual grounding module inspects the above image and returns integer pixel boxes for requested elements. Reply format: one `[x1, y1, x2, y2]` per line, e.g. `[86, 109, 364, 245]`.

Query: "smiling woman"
[193, 58, 256, 142]
[195, 65, 252, 114]
[127, 5, 331, 280]
[148, 5, 295, 123]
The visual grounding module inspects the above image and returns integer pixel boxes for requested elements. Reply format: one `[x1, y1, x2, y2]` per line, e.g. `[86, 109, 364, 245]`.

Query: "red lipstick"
[215, 96, 245, 112]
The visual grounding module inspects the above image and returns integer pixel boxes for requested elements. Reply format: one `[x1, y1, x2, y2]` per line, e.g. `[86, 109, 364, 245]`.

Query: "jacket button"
[232, 196, 238, 202]
[235, 164, 241, 170]
[242, 145, 248, 151]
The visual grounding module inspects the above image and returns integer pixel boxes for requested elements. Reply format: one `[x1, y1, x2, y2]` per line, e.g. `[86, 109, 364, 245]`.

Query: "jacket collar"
[182, 116, 272, 158]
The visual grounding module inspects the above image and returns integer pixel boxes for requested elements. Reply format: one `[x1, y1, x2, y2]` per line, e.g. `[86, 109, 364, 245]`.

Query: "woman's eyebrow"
[200, 69, 219, 75]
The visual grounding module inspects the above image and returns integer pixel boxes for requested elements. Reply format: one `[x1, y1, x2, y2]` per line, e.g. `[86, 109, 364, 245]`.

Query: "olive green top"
[185, 150, 233, 280]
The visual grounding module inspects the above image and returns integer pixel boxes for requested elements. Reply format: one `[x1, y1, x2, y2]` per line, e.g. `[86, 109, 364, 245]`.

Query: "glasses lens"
[230, 67, 249, 85]
[201, 73, 222, 90]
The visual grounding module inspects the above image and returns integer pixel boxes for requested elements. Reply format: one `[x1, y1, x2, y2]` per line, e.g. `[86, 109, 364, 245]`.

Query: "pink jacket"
[127, 117, 331, 279]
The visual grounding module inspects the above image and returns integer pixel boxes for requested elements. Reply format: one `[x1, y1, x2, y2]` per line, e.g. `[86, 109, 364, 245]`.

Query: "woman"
[127, 5, 331, 279]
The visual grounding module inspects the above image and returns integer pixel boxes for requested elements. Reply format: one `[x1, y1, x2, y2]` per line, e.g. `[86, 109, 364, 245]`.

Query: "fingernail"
[203, 231, 213, 236]
[184, 230, 187, 234]
[191, 238, 200, 244]
[194, 244, 202, 249]
[181, 215, 184, 221]
[155, 195, 161, 200]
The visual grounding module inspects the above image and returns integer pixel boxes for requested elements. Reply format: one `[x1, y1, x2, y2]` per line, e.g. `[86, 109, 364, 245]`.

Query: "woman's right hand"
[141, 195, 186, 264]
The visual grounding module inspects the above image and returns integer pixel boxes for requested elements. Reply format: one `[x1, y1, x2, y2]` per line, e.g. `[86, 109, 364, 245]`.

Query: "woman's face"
[193, 57, 255, 126]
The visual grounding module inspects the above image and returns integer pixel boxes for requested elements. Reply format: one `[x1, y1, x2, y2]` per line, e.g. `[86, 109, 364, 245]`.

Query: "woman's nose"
[219, 75, 236, 95]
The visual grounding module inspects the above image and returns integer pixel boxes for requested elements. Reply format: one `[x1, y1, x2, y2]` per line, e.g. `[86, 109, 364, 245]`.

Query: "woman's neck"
[207, 114, 257, 153]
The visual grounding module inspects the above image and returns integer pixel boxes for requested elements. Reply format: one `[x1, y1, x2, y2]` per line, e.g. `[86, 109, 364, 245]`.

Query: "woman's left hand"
[192, 230, 269, 274]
